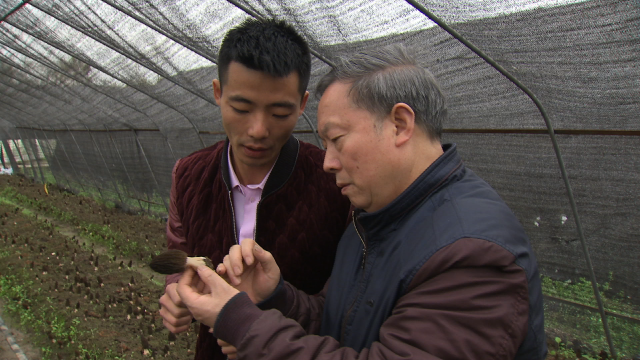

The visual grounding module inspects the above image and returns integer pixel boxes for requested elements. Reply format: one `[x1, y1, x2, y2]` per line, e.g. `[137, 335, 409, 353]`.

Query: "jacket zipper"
[227, 190, 239, 244]
[229, 187, 263, 245]
[340, 211, 367, 342]
[253, 200, 260, 242]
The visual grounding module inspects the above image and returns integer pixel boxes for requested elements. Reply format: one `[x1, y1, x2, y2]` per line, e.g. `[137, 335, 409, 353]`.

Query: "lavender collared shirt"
[227, 144, 276, 244]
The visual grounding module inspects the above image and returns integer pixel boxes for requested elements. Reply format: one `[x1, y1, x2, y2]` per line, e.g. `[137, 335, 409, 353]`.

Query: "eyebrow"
[319, 121, 337, 138]
[228, 95, 296, 110]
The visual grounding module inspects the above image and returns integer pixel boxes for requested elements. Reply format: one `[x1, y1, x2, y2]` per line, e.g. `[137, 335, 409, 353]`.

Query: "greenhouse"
[0, 0, 638, 359]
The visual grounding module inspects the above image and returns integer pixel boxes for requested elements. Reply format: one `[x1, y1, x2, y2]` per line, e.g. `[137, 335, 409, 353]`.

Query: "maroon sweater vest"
[171, 136, 351, 360]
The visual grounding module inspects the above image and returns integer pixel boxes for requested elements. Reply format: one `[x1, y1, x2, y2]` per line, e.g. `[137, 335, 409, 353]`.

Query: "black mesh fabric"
[1, 0, 639, 354]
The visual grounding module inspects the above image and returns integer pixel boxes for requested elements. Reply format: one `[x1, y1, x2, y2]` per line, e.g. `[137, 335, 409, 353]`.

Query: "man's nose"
[323, 149, 341, 173]
[247, 114, 268, 139]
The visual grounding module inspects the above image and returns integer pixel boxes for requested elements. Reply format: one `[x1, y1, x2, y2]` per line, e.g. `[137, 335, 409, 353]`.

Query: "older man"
[176, 45, 547, 360]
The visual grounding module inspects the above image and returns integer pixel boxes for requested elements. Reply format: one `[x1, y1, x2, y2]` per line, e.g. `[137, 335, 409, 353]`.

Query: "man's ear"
[299, 91, 310, 115]
[213, 79, 222, 105]
[389, 103, 415, 147]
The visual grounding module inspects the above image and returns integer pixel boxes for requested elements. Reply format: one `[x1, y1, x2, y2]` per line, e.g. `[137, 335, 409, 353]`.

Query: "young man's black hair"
[217, 18, 311, 97]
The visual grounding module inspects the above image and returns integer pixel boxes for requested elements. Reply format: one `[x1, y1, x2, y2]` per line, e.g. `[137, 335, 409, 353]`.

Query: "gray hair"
[316, 45, 446, 140]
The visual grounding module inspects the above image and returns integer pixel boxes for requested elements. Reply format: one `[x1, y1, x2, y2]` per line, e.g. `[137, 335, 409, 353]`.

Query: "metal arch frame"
[10, 138, 29, 177]
[0, 2, 617, 355]
[0, 45, 176, 142]
[0, 60, 113, 198]
[104, 0, 326, 149]
[0, 46, 181, 166]
[0, 97, 89, 193]
[0, 81, 67, 186]
[0, 97, 48, 178]
[1, 60, 126, 205]
[103, 125, 146, 213]
[1, 56, 179, 213]
[2, 20, 207, 149]
[100, 0, 219, 64]
[0, 54, 174, 207]
[404, 0, 616, 357]
[130, 128, 170, 214]
[0, 0, 30, 24]
[29, 2, 217, 108]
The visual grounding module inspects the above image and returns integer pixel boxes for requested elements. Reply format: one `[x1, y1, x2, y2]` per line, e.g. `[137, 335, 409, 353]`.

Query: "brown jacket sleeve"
[165, 159, 188, 286]
[214, 238, 530, 360]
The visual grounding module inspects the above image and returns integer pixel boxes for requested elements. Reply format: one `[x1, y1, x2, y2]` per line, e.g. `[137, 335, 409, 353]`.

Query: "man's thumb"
[197, 265, 222, 286]
[253, 244, 277, 272]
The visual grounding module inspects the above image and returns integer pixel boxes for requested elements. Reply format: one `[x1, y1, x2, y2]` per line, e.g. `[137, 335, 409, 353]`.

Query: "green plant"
[542, 274, 640, 358]
[549, 336, 578, 358]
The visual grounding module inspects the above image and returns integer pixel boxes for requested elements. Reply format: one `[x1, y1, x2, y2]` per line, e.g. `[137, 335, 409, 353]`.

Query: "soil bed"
[0, 175, 198, 359]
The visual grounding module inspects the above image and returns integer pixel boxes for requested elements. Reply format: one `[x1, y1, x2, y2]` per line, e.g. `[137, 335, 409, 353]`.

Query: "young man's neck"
[229, 152, 274, 186]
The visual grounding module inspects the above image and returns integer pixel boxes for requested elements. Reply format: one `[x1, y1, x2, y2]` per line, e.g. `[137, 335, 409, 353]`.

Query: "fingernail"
[234, 266, 241, 275]
[216, 264, 223, 273]
[254, 244, 263, 253]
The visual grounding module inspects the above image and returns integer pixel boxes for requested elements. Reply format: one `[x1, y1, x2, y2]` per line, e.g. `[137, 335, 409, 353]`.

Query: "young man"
[158, 19, 351, 360]
[175, 45, 547, 359]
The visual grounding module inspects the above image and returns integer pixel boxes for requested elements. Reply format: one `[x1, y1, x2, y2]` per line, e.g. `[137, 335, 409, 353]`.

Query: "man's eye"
[231, 107, 249, 114]
[273, 113, 292, 119]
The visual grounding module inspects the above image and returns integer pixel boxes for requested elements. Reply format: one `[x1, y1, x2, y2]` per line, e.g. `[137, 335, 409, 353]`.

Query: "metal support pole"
[17, 129, 45, 183]
[10, 139, 28, 177]
[13, 130, 38, 180]
[34, 131, 60, 186]
[301, 112, 323, 149]
[51, 131, 87, 193]
[64, 124, 105, 201]
[1, 139, 20, 171]
[104, 125, 144, 212]
[13, 129, 33, 179]
[84, 125, 125, 205]
[131, 129, 169, 214]
[29, 136, 46, 183]
[38, 127, 73, 190]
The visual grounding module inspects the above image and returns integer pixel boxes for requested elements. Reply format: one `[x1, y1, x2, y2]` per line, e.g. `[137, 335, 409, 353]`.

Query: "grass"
[542, 274, 640, 358]
[0, 272, 81, 359]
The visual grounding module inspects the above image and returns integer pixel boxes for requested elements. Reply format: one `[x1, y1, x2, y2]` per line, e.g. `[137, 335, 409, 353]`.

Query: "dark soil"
[0, 175, 198, 359]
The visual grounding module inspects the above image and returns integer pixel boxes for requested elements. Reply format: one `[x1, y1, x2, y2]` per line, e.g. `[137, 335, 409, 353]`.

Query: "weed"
[542, 274, 640, 357]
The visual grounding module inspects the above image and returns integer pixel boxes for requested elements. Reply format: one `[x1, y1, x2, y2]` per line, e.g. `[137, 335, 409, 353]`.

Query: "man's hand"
[177, 266, 239, 329]
[158, 283, 193, 334]
[218, 339, 238, 359]
[217, 239, 281, 303]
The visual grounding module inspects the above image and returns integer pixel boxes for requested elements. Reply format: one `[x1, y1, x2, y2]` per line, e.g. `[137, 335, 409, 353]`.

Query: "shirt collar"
[227, 143, 275, 191]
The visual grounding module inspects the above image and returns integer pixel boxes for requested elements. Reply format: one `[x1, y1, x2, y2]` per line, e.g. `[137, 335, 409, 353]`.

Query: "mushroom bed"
[0, 175, 198, 359]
